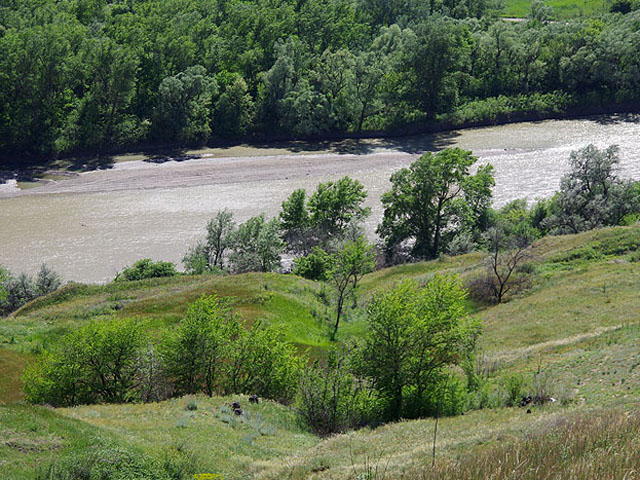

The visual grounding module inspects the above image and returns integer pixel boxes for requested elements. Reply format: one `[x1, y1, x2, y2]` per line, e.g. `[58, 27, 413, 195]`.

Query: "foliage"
[546, 145, 640, 234]
[378, 148, 494, 260]
[153, 65, 218, 144]
[115, 258, 178, 282]
[183, 210, 236, 274]
[0, 264, 62, 316]
[354, 276, 480, 420]
[229, 214, 284, 273]
[162, 295, 241, 396]
[468, 224, 534, 304]
[280, 177, 371, 254]
[3, 4, 640, 156]
[295, 348, 381, 435]
[224, 322, 305, 402]
[307, 176, 371, 242]
[24, 318, 145, 406]
[35, 445, 195, 480]
[292, 247, 334, 281]
[279, 189, 312, 255]
[326, 237, 376, 339]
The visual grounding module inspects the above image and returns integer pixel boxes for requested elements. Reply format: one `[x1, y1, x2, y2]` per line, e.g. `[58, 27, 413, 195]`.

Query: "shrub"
[354, 277, 481, 421]
[224, 322, 304, 402]
[24, 318, 145, 406]
[292, 247, 334, 280]
[115, 258, 177, 282]
[35, 445, 195, 480]
[229, 214, 283, 273]
[162, 295, 241, 396]
[296, 349, 380, 435]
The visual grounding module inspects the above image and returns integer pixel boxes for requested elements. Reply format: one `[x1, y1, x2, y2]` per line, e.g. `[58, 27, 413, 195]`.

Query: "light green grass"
[58, 395, 318, 480]
[503, 0, 610, 18]
[1, 225, 640, 478]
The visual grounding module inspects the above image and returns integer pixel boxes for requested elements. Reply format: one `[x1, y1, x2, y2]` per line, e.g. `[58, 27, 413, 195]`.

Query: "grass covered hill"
[1, 224, 639, 478]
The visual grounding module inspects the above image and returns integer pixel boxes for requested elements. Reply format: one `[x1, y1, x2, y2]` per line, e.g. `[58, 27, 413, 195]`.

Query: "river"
[1, 114, 639, 283]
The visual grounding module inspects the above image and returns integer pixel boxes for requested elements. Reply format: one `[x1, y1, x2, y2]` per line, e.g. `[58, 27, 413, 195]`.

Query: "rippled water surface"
[2, 115, 639, 283]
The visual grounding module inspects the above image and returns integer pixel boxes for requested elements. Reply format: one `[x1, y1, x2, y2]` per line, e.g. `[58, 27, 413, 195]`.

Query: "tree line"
[2, 0, 640, 159]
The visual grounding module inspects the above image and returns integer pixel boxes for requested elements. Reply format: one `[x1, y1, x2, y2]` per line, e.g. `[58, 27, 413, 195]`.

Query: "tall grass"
[417, 409, 640, 479]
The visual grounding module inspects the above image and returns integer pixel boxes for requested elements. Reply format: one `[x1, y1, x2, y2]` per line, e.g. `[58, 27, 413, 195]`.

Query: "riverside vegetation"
[4, 0, 640, 168]
[1, 144, 640, 478]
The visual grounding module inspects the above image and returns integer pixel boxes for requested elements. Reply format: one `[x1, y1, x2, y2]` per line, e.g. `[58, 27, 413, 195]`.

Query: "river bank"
[1, 115, 639, 283]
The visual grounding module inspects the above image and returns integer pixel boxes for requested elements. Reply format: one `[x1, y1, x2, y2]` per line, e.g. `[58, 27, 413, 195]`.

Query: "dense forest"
[1, 0, 640, 158]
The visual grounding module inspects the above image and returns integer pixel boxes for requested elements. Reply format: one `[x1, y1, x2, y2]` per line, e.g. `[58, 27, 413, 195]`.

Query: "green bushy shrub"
[296, 350, 381, 435]
[292, 247, 334, 280]
[114, 258, 177, 282]
[24, 318, 145, 406]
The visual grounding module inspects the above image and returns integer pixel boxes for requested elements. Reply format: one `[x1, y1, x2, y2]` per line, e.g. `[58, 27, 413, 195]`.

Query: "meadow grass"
[57, 395, 318, 480]
[503, 0, 610, 18]
[1, 224, 639, 478]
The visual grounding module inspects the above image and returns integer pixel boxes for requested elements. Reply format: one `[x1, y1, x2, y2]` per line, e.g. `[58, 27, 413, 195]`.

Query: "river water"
[1, 115, 639, 283]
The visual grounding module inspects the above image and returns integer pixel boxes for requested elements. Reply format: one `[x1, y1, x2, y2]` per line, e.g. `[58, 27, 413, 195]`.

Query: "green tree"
[229, 214, 284, 273]
[378, 148, 494, 260]
[114, 258, 177, 282]
[354, 277, 479, 420]
[308, 176, 371, 242]
[224, 322, 304, 401]
[292, 247, 335, 281]
[162, 295, 240, 396]
[280, 188, 312, 255]
[24, 318, 145, 406]
[34, 263, 62, 296]
[153, 65, 218, 143]
[183, 210, 236, 274]
[0, 266, 10, 309]
[327, 237, 376, 340]
[547, 145, 640, 233]
[214, 75, 255, 136]
[58, 37, 142, 151]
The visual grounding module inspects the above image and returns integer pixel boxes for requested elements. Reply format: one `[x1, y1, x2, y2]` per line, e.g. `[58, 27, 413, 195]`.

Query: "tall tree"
[378, 148, 494, 260]
[355, 277, 479, 420]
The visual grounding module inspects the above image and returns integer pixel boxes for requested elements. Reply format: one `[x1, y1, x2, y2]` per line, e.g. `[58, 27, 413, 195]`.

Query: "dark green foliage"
[115, 259, 178, 282]
[0, 264, 62, 315]
[35, 445, 195, 480]
[292, 247, 334, 281]
[162, 295, 241, 396]
[224, 322, 304, 401]
[326, 237, 376, 339]
[3, 2, 640, 157]
[280, 189, 312, 255]
[229, 214, 284, 273]
[378, 148, 494, 261]
[279, 177, 371, 254]
[296, 349, 381, 435]
[183, 209, 236, 273]
[546, 145, 640, 234]
[308, 176, 371, 242]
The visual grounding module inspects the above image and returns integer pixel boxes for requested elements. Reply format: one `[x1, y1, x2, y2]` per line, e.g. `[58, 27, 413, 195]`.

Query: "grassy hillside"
[1, 224, 639, 478]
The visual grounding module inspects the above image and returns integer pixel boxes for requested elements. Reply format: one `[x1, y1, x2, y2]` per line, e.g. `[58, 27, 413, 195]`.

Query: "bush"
[292, 247, 334, 280]
[162, 295, 241, 397]
[115, 258, 178, 282]
[229, 214, 283, 273]
[24, 318, 145, 406]
[296, 349, 380, 435]
[224, 322, 304, 402]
